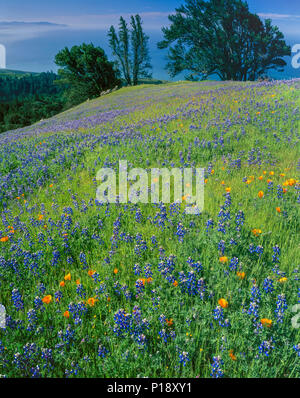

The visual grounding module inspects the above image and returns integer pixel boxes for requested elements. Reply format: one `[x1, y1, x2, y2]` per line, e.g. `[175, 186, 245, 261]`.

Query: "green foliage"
[55, 43, 121, 106]
[157, 0, 291, 81]
[108, 15, 152, 86]
[0, 95, 65, 133]
[0, 72, 64, 102]
[0, 72, 67, 133]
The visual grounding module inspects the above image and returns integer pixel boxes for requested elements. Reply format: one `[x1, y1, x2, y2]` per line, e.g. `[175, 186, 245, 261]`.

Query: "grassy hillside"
[0, 80, 299, 378]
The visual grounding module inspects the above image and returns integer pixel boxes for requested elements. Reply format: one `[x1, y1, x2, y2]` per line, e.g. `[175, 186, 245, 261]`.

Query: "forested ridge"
[0, 71, 66, 133]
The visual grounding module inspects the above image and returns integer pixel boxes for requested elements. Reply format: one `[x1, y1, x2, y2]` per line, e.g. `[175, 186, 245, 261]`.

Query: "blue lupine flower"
[275, 294, 287, 323]
[218, 240, 226, 255]
[133, 263, 141, 276]
[175, 222, 186, 242]
[76, 284, 86, 299]
[229, 257, 239, 271]
[272, 245, 281, 264]
[179, 351, 190, 367]
[293, 344, 300, 357]
[235, 210, 245, 231]
[27, 309, 37, 331]
[206, 218, 214, 234]
[263, 277, 274, 294]
[259, 339, 275, 356]
[98, 344, 109, 358]
[250, 281, 261, 303]
[144, 263, 153, 278]
[210, 356, 224, 378]
[11, 288, 24, 311]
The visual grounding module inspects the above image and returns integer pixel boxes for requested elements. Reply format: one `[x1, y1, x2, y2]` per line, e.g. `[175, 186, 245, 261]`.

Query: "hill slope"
[0, 80, 299, 378]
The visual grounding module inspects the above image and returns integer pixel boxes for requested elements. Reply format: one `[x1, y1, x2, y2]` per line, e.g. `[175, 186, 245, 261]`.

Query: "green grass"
[0, 80, 299, 378]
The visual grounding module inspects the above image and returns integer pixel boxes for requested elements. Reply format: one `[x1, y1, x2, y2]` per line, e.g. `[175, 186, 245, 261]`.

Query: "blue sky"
[1, 0, 300, 79]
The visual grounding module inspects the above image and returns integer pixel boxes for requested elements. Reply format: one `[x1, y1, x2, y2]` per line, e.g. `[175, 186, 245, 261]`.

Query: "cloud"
[0, 21, 66, 27]
[257, 13, 300, 37]
[1, 12, 173, 33]
[52, 12, 174, 30]
[1, 11, 299, 46]
[258, 13, 300, 20]
[0, 21, 67, 43]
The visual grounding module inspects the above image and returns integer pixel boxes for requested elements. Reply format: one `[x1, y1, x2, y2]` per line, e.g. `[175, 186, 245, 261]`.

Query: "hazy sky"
[0, 0, 300, 79]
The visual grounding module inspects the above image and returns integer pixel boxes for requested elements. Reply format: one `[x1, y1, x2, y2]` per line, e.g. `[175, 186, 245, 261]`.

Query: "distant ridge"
[0, 69, 40, 78]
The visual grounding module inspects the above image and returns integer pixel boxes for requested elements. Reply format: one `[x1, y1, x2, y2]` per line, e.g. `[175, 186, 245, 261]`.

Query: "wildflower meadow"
[0, 79, 299, 378]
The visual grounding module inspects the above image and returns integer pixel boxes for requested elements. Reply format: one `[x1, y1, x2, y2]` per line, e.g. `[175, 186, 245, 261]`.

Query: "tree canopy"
[157, 0, 291, 81]
[108, 15, 152, 86]
[55, 43, 121, 105]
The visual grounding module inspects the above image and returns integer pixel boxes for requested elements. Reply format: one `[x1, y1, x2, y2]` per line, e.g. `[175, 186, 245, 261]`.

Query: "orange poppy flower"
[42, 295, 52, 304]
[59, 281, 65, 288]
[287, 178, 297, 186]
[276, 207, 281, 213]
[0, 236, 9, 242]
[218, 298, 228, 308]
[258, 191, 264, 198]
[261, 318, 272, 328]
[113, 268, 118, 274]
[64, 311, 70, 318]
[225, 187, 231, 193]
[237, 271, 246, 280]
[173, 281, 178, 287]
[252, 229, 262, 236]
[88, 270, 95, 277]
[87, 297, 97, 307]
[229, 349, 237, 361]
[219, 256, 228, 263]
[278, 277, 287, 283]
[64, 273, 71, 281]
[166, 318, 173, 327]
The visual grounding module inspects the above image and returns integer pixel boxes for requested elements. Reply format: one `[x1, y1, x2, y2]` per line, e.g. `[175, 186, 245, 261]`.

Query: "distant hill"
[137, 78, 169, 85]
[0, 70, 66, 133]
[0, 69, 40, 78]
